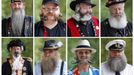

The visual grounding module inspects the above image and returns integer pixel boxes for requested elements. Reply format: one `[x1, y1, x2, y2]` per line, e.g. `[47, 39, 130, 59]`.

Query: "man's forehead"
[43, 2, 59, 7]
[109, 3, 125, 8]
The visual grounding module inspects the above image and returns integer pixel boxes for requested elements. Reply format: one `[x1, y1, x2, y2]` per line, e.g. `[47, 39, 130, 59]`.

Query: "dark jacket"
[35, 20, 66, 37]
[101, 18, 132, 37]
[2, 58, 33, 75]
[2, 16, 33, 37]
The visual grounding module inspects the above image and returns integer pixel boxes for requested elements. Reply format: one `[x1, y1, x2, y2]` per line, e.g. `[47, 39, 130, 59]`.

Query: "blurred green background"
[67, 0, 99, 19]
[2, 0, 33, 19]
[35, 0, 66, 22]
[101, 38, 132, 65]
[68, 38, 99, 70]
[2, 38, 33, 63]
[34, 38, 66, 65]
[101, 0, 132, 22]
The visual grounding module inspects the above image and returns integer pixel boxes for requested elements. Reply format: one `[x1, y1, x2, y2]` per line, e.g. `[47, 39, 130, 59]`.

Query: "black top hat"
[42, 0, 59, 5]
[70, 0, 96, 11]
[7, 39, 25, 52]
[11, 0, 24, 3]
[42, 40, 63, 51]
[106, 0, 126, 7]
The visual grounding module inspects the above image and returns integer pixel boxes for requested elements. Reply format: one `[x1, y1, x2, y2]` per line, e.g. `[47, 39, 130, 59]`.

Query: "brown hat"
[70, 0, 96, 11]
[106, 0, 126, 7]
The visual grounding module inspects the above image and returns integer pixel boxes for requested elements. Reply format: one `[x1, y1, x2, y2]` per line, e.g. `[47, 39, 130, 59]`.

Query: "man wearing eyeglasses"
[35, 0, 66, 37]
[68, 39, 99, 75]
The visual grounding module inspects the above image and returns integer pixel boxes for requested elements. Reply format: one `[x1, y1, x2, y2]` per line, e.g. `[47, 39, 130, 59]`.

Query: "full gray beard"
[107, 55, 127, 72]
[41, 56, 59, 74]
[109, 13, 128, 29]
[72, 12, 92, 22]
[11, 9, 25, 36]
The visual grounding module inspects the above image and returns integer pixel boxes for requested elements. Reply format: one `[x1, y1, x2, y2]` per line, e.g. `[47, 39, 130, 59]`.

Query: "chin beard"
[41, 52, 60, 74]
[72, 12, 92, 22]
[11, 9, 25, 36]
[109, 13, 128, 29]
[107, 54, 127, 72]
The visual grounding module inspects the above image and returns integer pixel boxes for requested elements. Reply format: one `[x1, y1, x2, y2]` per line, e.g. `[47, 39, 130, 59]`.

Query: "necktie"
[115, 71, 120, 75]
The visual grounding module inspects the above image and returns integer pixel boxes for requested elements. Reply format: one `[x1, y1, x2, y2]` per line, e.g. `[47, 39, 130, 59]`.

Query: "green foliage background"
[68, 38, 99, 70]
[67, 0, 99, 19]
[101, 38, 132, 65]
[2, 0, 33, 19]
[101, 0, 132, 22]
[34, 38, 66, 65]
[35, 0, 66, 22]
[2, 38, 33, 63]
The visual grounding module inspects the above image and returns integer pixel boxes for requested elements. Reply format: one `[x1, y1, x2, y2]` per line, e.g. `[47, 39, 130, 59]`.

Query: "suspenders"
[41, 61, 64, 75]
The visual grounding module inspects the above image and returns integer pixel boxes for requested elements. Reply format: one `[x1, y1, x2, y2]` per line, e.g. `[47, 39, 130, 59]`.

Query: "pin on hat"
[106, 0, 126, 7]
[42, 0, 60, 5]
[105, 39, 126, 51]
[71, 39, 96, 54]
[41, 40, 63, 51]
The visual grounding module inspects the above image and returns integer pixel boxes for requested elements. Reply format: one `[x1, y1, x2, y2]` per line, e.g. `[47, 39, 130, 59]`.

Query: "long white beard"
[109, 13, 128, 29]
[11, 9, 25, 36]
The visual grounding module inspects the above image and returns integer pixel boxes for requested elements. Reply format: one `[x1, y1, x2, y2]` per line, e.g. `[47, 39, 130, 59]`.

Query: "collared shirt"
[35, 60, 66, 75]
[101, 62, 133, 75]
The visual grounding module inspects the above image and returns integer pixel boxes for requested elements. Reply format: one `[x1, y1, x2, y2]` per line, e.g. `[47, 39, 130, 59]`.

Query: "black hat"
[11, 0, 24, 3]
[70, 0, 96, 11]
[42, 40, 63, 51]
[7, 39, 25, 52]
[42, 0, 59, 5]
[106, 0, 126, 7]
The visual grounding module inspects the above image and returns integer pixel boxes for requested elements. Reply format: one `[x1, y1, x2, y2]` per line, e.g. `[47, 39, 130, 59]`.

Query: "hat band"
[76, 45, 90, 48]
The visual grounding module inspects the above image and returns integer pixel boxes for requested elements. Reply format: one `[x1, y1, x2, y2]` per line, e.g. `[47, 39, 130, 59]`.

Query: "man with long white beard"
[35, 40, 66, 75]
[101, 0, 132, 37]
[101, 39, 133, 75]
[67, 0, 99, 37]
[2, 39, 33, 75]
[2, 0, 33, 37]
[35, 0, 66, 37]
[68, 39, 99, 75]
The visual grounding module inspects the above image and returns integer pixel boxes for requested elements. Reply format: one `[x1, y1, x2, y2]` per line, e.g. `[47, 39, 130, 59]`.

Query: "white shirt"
[101, 62, 133, 75]
[35, 59, 66, 75]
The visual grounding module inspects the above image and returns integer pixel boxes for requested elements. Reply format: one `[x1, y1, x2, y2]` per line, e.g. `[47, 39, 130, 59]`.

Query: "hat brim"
[72, 48, 96, 54]
[70, 1, 96, 11]
[42, 1, 59, 5]
[106, 1, 126, 7]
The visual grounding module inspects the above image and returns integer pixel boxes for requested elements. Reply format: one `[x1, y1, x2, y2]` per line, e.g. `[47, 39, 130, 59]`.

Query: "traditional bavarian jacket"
[67, 16, 99, 37]
[2, 58, 33, 75]
[101, 18, 132, 37]
[2, 16, 33, 37]
[35, 20, 66, 37]
[68, 66, 99, 75]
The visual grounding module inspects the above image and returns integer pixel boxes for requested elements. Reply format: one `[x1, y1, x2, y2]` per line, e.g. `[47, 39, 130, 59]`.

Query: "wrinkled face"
[76, 49, 92, 64]
[43, 49, 57, 58]
[10, 46, 22, 57]
[41, 3, 60, 21]
[109, 3, 125, 18]
[11, 2, 25, 11]
[79, 3, 92, 15]
[109, 50, 123, 58]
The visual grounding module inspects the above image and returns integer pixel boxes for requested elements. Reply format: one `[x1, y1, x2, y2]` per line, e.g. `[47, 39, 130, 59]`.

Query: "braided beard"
[11, 9, 25, 36]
